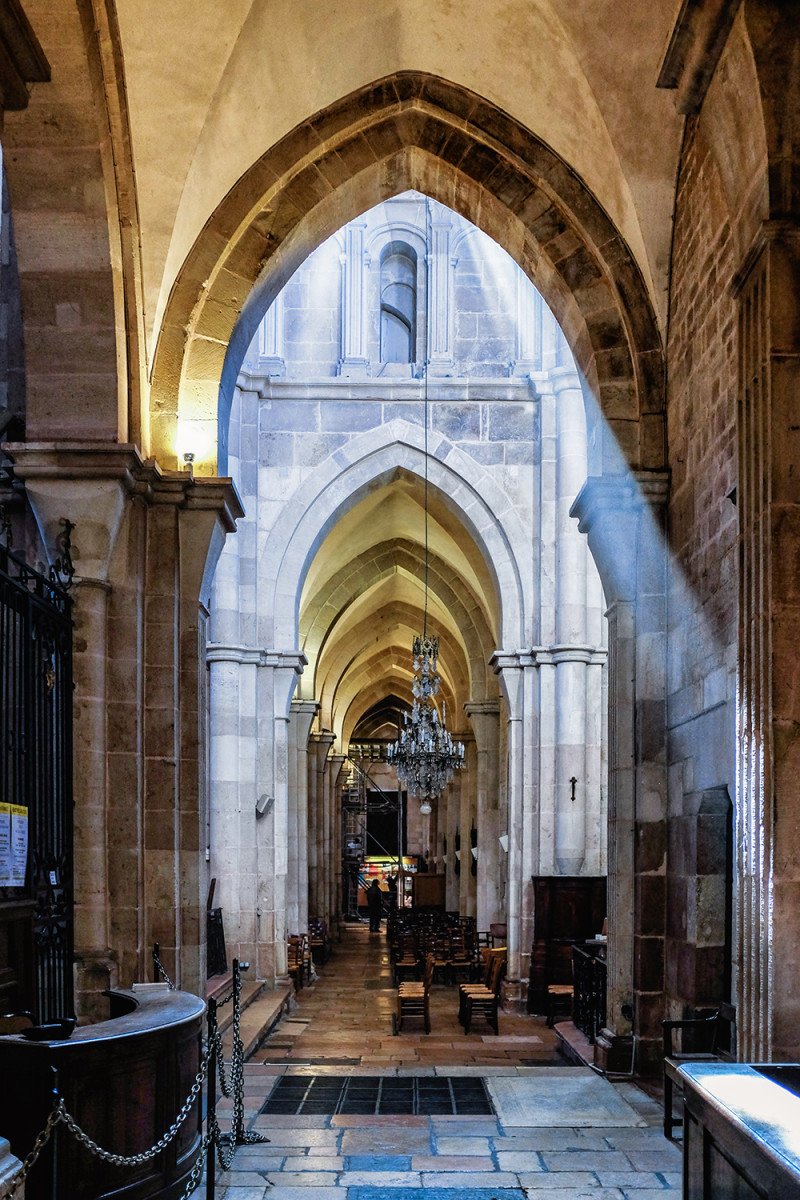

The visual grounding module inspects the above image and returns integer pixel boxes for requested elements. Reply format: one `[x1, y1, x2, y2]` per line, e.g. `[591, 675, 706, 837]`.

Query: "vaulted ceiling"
[111, 0, 683, 353]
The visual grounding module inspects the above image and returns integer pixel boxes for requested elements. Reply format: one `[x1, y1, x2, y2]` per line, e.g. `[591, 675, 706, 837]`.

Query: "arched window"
[380, 244, 416, 364]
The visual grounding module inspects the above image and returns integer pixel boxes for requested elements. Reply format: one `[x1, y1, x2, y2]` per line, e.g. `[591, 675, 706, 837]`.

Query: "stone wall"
[664, 6, 768, 1033]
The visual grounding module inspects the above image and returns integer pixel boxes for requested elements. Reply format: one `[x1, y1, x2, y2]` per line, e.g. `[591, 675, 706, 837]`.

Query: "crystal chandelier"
[387, 632, 465, 804]
[387, 209, 465, 808]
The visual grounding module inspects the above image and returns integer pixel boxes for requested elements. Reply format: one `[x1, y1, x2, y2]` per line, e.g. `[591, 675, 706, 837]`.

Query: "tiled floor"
[194, 922, 681, 1199]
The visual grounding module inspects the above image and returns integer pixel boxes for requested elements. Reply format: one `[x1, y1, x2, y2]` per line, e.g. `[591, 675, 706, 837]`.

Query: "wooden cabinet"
[528, 875, 606, 1013]
[411, 874, 446, 909]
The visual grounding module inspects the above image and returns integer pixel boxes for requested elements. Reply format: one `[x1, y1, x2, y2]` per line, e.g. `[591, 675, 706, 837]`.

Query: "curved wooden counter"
[0, 987, 205, 1200]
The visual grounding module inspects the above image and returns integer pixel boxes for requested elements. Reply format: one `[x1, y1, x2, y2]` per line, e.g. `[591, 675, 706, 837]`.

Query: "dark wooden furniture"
[663, 1003, 735, 1138]
[0, 986, 204, 1199]
[528, 875, 606, 1013]
[679, 1060, 800, 1198]
[411, 874, 446, 909]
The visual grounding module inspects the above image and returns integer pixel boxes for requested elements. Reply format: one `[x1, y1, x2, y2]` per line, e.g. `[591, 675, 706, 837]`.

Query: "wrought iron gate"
[0, 540, 73, 1021]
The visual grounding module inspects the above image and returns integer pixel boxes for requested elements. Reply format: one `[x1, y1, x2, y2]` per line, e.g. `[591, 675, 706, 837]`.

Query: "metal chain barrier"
[153, 940, 177, 990]
[5, 957, 269, 1199]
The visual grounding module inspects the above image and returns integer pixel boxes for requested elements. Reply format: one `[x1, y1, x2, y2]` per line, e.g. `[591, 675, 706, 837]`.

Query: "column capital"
[490, 650, 537, 714]
[464, 701, 500, 752]
[5, 441, 244, 586]
[308, 731, 335, 771]
[327, 753, 346, 789]
[290, 699, 320, 748]
[570, 472, 669, 604]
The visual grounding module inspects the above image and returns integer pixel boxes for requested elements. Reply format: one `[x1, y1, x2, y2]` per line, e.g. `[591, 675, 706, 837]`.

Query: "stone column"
[7, 444, 241, 1008]
[553, 370, 589, 874]
[465, 703, 501, 928]
[338, 221, 369, 377]
[260, 653, 306, 979]
[319, 733, 336, 923]
[733, 222, 800, 1060]
[513, 272, 542, 375]
[259, 291, 286, 376]
[8, 445, 139, 1015]
[308, 733, 334, 920]
[289, 700, 319, 936]
[491, 650, 538, 1009]
[571, 472, 669, 1073]
[427, 206, 454, 375]
[327, 754, 346, 922]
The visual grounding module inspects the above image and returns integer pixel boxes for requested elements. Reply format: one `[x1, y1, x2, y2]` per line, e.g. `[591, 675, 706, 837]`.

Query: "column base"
[593, 1027, 635, 1074]
[74, 950, 117, 1022]
[0, 1138, 23, 1199]
[501, 977, 528, 1013]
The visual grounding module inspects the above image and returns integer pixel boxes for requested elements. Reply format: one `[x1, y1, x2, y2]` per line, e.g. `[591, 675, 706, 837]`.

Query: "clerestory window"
[380, 244, 416, 364]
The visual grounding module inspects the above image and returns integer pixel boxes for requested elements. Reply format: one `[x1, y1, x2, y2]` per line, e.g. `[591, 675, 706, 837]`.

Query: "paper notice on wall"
[10, 806, 28, 886]
[0, 804, 28, 887]
[0, 804, 10, 885]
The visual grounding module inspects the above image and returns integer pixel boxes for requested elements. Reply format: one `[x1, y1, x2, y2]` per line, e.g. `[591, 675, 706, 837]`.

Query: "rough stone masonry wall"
[665, 112, 740, 1018]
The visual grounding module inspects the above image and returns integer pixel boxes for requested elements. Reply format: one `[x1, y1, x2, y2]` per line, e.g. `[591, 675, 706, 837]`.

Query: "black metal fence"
[0, 540, 73, 1022]
[572, 942, 606, 1043]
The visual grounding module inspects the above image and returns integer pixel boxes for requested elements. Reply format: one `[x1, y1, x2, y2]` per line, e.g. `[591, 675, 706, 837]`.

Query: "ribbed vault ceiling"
[298, 474, 500, 748]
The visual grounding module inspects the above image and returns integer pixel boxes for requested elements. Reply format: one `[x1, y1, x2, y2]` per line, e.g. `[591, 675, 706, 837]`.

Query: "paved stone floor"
[194, 923, 681, 1199]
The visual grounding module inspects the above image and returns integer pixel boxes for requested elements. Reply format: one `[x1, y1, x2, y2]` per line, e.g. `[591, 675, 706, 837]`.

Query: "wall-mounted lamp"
[470, 846, 478, 860]
[498, 834, 509, 853]
[256, 794, 274, 818]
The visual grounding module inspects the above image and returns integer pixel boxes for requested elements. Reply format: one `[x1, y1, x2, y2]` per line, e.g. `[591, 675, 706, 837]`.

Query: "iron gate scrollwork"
[1, 540, 73, 1022]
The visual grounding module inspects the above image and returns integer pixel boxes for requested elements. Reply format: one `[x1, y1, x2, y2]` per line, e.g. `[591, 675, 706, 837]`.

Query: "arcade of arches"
[0, 0, 799, 1099]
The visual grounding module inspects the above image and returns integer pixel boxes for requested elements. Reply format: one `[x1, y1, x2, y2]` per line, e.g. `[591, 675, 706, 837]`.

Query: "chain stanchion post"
[49, 1067, 59, 1200]
[206, 997, 217, 1200]
[153, 942, 160, 984]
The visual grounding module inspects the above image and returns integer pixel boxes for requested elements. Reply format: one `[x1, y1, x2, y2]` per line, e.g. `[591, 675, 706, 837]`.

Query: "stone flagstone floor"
[193, 922, 681, 1199]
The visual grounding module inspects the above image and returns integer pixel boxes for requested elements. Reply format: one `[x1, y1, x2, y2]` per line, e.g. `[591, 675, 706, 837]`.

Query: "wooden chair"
[458, 947, 505, 1026]
[461, 950, 505, 1034]
[663, 1004, 735, 1138]
[393, 952, 434, 1034]
[392, 934, 421, 985]
[309, 918, 330, 964]
[449, 929, 475, 984]
[430, 933, 452, 985]
[287, 935, 305, 990]
[546, 982, 574, 1027]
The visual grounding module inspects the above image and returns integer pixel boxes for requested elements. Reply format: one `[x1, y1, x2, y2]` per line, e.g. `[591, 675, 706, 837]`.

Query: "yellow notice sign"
[0, 804, 28, 887]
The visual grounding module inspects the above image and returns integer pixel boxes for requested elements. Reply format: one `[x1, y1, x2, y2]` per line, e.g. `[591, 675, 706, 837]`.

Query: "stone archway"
[149, 72, 665, 480]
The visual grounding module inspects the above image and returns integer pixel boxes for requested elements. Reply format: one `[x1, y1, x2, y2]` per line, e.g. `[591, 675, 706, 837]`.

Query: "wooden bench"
[663, 1003, 736, 1138]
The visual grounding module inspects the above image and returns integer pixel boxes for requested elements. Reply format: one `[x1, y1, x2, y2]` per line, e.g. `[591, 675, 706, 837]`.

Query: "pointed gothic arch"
[148, 72, 664, 479]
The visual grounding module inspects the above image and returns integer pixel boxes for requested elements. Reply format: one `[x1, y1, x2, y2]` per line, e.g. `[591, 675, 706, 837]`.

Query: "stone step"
[209, 977, 293, 1061]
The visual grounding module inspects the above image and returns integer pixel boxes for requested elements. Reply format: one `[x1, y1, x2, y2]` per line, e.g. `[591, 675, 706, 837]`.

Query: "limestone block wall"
[666, 109, 740, 1022]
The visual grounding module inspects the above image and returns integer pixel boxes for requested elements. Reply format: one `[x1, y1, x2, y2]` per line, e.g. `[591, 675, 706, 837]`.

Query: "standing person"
[386, 873, 398, 911]
[367, 878, 383, 932]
